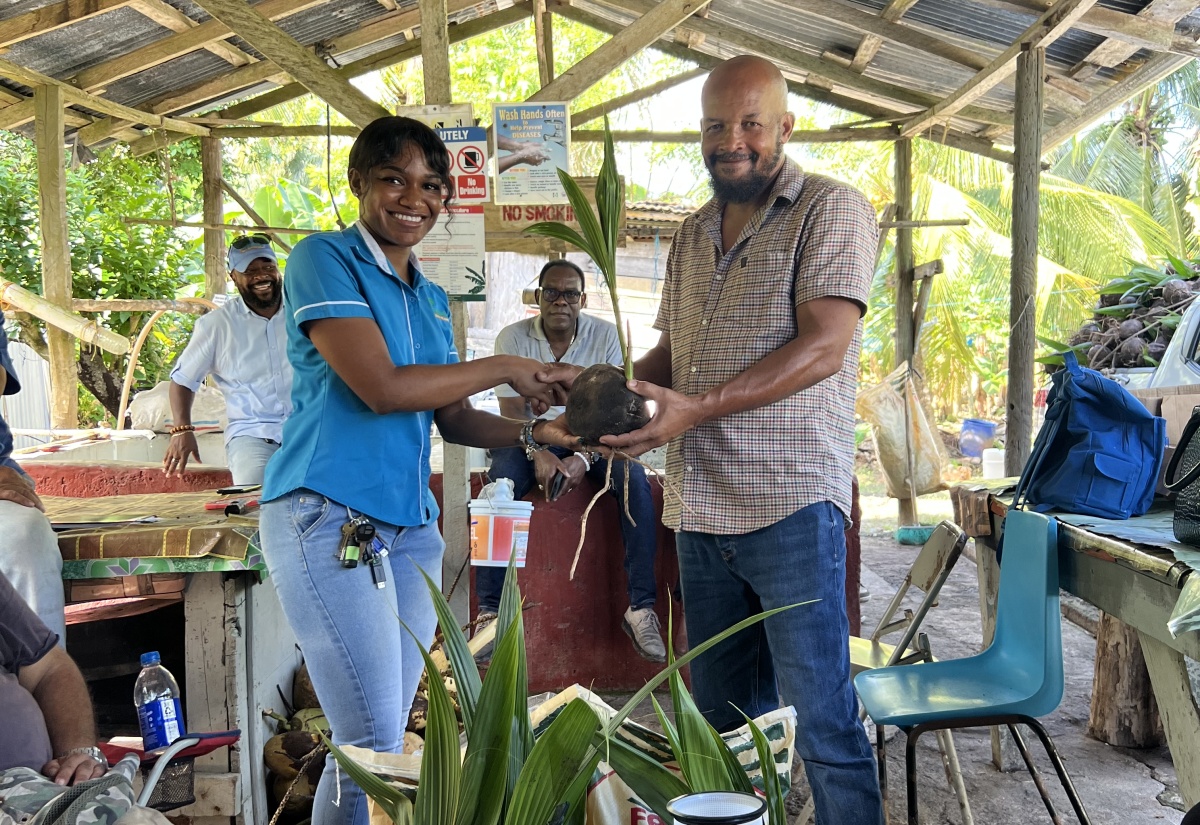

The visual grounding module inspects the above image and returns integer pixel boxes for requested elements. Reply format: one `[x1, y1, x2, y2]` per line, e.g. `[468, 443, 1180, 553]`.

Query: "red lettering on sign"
[502, 206, 523, 221]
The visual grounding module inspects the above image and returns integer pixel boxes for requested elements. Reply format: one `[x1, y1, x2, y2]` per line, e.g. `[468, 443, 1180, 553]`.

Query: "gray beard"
[706, 141, 785, 204]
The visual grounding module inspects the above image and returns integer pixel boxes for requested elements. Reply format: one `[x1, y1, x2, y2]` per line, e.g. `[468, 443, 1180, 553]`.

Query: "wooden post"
[421, 0, 470, 624]
[534, 0, 554, 89]
[34, 84, 77, 430]
[201, 137, 226, 301]
[1088, 613, 1163, 747]
[1006, 45, 1042, 475]
[893, 138, 917, 526]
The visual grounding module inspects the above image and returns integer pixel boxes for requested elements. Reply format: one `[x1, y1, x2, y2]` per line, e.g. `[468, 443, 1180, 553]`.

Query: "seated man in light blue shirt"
[163, 234, 293, 485]
[477, 260, 665, 662]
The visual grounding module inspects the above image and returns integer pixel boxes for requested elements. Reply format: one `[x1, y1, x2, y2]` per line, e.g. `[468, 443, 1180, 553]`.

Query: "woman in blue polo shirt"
[260, 117, 570, 825]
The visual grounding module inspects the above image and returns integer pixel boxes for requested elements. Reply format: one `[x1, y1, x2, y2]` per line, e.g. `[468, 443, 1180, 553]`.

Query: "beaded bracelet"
[169, 424, 196, 435]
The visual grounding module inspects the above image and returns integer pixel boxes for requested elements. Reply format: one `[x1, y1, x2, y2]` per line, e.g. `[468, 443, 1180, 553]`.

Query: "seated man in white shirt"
[163, 235, 293, 485]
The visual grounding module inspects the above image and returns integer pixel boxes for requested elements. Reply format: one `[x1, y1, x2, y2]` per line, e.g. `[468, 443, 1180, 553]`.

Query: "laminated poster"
[493, 102, 570, 204]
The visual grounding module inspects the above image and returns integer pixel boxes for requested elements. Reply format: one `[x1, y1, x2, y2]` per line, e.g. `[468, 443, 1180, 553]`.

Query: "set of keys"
[338, 515, 389, 589]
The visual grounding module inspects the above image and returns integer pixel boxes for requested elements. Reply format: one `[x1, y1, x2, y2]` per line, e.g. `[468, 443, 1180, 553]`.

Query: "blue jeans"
[476, 446, 657, 614]
[225, 435, 280, 486]
[260, 490, 444, 825]
[677, 501, 883, 825]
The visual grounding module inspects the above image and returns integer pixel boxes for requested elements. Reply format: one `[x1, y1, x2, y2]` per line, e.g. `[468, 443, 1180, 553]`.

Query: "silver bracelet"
[572, 451, 591, 471]
[59, 746, 108, 768]
[520, 419, 546, 461]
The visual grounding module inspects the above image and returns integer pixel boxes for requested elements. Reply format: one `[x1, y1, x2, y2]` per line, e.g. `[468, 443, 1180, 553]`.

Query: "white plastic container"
[469, 499, 533, 567]
[982, 447, 1006, 479]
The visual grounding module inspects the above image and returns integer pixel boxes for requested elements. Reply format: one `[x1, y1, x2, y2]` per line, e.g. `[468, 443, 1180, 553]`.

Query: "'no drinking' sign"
[437, 126, 489, 203]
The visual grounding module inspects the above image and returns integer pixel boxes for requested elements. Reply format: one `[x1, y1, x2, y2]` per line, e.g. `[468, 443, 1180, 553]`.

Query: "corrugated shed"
[1, 340, 52, 451]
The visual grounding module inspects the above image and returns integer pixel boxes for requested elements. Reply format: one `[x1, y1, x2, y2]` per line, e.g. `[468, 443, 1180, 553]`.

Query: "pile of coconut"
[1066, 260, 1200, 370]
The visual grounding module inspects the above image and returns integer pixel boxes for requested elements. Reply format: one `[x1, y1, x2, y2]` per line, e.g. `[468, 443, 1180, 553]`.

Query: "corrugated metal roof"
[0, 0, 1190, 156]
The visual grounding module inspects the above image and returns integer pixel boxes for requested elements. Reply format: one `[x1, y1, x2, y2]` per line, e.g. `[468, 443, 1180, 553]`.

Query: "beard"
[236, 280, 281, 313]
[706, 138, 785, 204]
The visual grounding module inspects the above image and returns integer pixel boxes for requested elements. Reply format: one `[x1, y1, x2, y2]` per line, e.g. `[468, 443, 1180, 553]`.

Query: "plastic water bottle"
[134, 651, 185, 753]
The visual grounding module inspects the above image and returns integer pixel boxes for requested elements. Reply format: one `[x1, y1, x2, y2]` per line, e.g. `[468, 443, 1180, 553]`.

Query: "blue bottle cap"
[140, 651, 161, 667]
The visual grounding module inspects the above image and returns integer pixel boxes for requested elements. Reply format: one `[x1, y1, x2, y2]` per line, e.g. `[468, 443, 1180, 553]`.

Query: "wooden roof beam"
[186, 0, 390, 128]
[571, 66, 705, 125]
[1042, 51, 1193, 153]
[550, 0, 1017, 165]
[0, 0, 130, 49]
[128, 0, 253, 68]
[1069, 0, 1200, 81]
[0, 56, 209, 134]
[595, 0, 1013, 127]
[69, 0, 323, 93]
[846, 0, 920, 73]
[527, 0, 712, 103]
[124, 4, 530, 155]
[800, 0, 1086, 112]
[900, 0, 1100, 138]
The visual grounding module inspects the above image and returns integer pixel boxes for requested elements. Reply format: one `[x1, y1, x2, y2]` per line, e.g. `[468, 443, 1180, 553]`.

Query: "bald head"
[700, 56, 795, 204]
[703, 55, 789, 113]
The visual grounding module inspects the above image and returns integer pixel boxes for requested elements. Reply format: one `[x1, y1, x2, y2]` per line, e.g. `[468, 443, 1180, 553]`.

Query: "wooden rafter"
[124, 5, 531, 155]
[970, 0, 1177, 52]
[1069, 0, 1200, 81]
[0, 0, 130, 49]
[846, 0, 920, 73]
[0, 56, 209, 135]
[129, 0, 252, 68]
[419, 0, 452, 104]
[534, 0, 554, 88]
[528, 0, 712, 103]
[595, 0, 1013, 128]
[69, 0, 324, 93]
[186, 0, 390, 128]
[1042, 51, 1193, 153]
[550, 0, 1019, 165]
[900, 0, 1100, 138]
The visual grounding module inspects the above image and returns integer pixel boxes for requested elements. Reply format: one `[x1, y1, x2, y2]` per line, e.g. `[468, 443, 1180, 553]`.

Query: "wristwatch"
[59, 746, 108, 768]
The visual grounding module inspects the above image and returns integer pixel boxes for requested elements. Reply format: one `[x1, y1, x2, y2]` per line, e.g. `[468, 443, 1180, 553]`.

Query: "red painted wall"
[20, 461, 232, 498]
[430, 473, 861, 693]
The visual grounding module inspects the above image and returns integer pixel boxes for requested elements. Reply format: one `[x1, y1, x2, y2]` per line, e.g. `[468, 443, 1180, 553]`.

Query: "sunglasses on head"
[537, 287, 583, 304]
[231, 233, 272, 249]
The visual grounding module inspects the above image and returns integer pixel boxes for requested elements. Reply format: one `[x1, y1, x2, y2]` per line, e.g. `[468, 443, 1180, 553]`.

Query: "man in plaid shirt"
[543, 55, 884, 823]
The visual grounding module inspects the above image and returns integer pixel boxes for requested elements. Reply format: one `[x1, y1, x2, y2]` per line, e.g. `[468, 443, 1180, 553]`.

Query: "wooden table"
[951, 485, 1200, 806]
[44, 492, 294, 825]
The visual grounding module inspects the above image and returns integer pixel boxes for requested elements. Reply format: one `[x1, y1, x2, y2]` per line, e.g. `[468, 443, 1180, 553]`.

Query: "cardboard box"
[1129, 385, 1200, 446]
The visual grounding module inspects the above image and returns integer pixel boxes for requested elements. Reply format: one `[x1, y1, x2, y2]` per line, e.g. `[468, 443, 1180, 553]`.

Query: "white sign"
[396, 103, 473, 130]
[493, 102, 570, 204]
[437, 126, 489, 203]
[416, 205, 486, 300]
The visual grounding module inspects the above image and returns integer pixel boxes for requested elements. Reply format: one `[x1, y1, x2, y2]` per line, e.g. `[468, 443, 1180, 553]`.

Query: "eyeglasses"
[538, 288, 582, 304]
[231, 233, 272, 249]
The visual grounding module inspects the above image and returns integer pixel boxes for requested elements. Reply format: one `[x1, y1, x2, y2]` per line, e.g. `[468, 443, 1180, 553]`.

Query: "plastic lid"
[140, 651, 161, 667]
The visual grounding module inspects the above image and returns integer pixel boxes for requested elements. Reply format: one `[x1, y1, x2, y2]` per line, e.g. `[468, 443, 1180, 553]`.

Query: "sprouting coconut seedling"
[525, 118, 650, 444]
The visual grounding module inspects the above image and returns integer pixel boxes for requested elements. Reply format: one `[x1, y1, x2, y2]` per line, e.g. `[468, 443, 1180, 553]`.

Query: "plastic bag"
[478, 478, 515, 503]
[857, 363, 946, 498]
[127, 381, 227, 433]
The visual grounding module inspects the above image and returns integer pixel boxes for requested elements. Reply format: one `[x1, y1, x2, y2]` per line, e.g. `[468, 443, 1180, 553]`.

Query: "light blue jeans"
[677, 501, 884, 825]
[0, 499, 65, 645]
[224, 436, 280, 486]
[260, 490, 444, 825]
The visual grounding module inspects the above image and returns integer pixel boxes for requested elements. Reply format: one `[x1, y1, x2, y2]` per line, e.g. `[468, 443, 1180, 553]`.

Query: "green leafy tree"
[0, 133, 203, 422]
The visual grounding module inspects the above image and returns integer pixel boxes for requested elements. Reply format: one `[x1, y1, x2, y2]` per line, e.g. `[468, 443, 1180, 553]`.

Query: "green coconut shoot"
[524, 117, 633, 381]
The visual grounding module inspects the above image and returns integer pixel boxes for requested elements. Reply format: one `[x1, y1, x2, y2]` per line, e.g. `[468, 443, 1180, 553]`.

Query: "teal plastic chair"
[854, 510, 1090, 825]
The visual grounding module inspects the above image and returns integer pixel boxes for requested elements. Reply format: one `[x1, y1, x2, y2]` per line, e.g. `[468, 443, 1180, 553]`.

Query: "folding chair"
[856, 510, 1090, 825]
[101, 730, 241, 812]
[797, 521, 973, 824]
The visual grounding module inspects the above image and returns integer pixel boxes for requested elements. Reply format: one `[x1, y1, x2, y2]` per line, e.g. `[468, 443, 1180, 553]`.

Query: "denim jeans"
[0, 500, 64, 645]
[677, 501, 883, 825]
[260, 490, 444, 825]
[224, 435, 280, 486]
[476, 446, 657, 614]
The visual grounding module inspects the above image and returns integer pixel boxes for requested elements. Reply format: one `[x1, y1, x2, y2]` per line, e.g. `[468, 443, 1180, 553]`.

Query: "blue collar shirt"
[263, 223, 458, 526]
[0, 325, 22, 472]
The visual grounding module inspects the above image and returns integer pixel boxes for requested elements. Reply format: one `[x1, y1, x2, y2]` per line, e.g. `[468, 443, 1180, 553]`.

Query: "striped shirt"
[654, 159, 876, 534]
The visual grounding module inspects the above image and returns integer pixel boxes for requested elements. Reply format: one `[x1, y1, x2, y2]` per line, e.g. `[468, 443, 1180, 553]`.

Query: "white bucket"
[982, 447, 1006, 479]
[468, 499, 533, 567]
[667, 791, 767, 825]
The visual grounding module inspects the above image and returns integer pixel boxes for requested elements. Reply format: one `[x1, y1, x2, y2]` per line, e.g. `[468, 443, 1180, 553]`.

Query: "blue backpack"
[1013, 351, 1165, 519]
